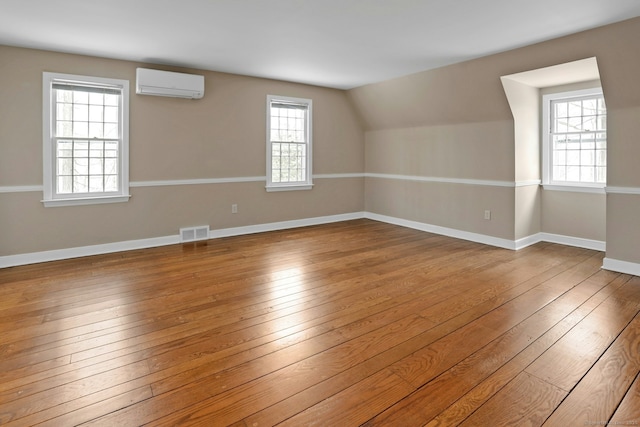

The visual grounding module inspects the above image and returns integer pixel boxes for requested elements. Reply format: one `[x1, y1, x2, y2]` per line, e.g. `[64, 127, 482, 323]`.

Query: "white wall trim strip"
[130, 176, 266, 187]
[602, 257, 640, 276]
[606, 186, 640, 195]
[314, 173, 364, 179]
[1, 174, 540, 194]
[0, 185, 42, 193]
[364, 173, 534, 188]
[0, 174, 366, 193]
[515, 180, 542, 187]
[0, 212, 366, 268]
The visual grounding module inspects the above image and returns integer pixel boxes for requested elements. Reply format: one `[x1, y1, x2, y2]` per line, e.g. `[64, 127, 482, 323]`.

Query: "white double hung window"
[542, 88, 606, 191]
[266, 95, 313, 191]
[43, 72, 130, 206]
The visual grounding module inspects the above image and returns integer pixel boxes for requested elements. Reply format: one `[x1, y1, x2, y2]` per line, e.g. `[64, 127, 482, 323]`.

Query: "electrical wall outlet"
[484, 210, 491, 220]
[231, 204, 238, 214]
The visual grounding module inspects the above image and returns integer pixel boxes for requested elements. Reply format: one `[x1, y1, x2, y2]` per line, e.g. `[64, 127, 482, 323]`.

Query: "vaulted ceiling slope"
[1, 0, 639, 89]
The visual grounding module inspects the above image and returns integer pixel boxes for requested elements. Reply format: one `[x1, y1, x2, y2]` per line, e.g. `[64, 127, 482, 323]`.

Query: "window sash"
[267, 95, 312, 190]
[43, 72, 130, 206]
[51, 84, 123, 197]
[543, 89, 606, 188]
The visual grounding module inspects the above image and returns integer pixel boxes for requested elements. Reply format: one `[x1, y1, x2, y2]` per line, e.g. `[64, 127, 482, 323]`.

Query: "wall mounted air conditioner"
[136, 68, 205, 99]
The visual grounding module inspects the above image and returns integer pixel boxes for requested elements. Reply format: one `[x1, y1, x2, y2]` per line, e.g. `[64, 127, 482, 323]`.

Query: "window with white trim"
[266, 95, 313, 191]
[542, 88, 606, 190]
[43, 72, 130, 207]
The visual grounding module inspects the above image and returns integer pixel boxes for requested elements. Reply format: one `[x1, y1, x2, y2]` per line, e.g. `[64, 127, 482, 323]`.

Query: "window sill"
[542, 184, 605, 194]
[42, 194, 131, 207]
[266, 184, 313, 192]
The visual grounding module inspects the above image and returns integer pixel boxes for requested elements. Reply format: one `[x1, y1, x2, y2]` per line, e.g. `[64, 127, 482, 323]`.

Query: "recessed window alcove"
[501, 57, 606, 250]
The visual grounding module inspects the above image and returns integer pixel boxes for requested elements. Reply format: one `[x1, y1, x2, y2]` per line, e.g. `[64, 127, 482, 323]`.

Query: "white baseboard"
[602, 258, 640, 276]
[364, 212, 518, 250]
[537, 232, 606, 252]
[0, 235, 180, 269]
[209, 212, 365, 238]
[0, 212, 366, 268]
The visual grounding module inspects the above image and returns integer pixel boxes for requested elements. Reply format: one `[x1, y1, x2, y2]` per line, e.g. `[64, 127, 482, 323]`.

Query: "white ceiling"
[1, 0, 639, 89]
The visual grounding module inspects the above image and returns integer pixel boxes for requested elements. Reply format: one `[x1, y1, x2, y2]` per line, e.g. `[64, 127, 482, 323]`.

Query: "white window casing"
[266, 95, 313, 192]
[542, 87, 606, 193]
[42, 72, 130, 207]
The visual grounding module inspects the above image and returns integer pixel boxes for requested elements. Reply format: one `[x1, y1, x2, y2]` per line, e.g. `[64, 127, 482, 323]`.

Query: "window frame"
[42, 72, 130, 207]
[542, 87, 606, 193]
[266, 94, 313, 192]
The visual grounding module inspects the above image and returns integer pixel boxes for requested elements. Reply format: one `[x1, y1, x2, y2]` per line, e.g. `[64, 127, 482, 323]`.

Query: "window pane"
[554, 102, 567, 118]
[104, 123, 118, 139]
[58, 158, 72, 175]
[89, 92, 104, 105]
[105, 158, 118, 174]
[105, 93, 119, 106]
[104, 106, 119, 123]
[89, 105, 104, 122]
[57, 121, 73, 137]
[105, 141, 118, 158]
[567, 134, 580, 150]
[597, 98, 606, 114]
[58, 176, 72, 194]
[73, 91, 88, 104]
[89, 122, 104, 138]
[74, 175, 89, 193]
[581, 166, 595, 182]
[597, 116, 606, 131]
[568, 117, 581, 132]
[582, 116, 596, 132]
[89, 176, 104, 192]
[555, 118, 568, 133]
[568, 100, 582, 117]
[567, 150, 580, 166]
[57, 89, 73, 103]
[90, 141, 104, 157]
[90, 158, 104, 175]
[74, 141, 89, 158]
[73, 122, 89, 138]
[566, 166, 580, 181]
[581, 133, 595, 149]
[581, 150, 595, 166]
[105, 175, 118, 191]
[73, 104, 89, 122]
[553, 166, 566, 181]
[74, 158, 89, 175]
[582, 99, 597, 114]
[57, 103, 72, 121]
[57, 140, 73, 158]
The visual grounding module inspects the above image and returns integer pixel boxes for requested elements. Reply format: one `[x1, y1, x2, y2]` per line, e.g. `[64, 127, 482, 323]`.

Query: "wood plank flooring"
[0, 219, 639, 426]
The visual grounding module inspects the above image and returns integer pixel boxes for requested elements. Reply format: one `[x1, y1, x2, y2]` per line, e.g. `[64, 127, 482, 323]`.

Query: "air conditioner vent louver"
[180, 226, 210, 243]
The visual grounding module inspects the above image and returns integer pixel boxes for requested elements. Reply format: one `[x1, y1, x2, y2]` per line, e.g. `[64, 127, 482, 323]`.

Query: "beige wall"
[3, 18, 640, 267]
[0, 46, 364, 256]
[349, 17, 640, 263]
[500, 77, 541, 240]
[541, 191, 606, 242]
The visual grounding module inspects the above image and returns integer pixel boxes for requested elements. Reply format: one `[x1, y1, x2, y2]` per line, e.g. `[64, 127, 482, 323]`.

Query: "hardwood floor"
[0, 219, 639, 426]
